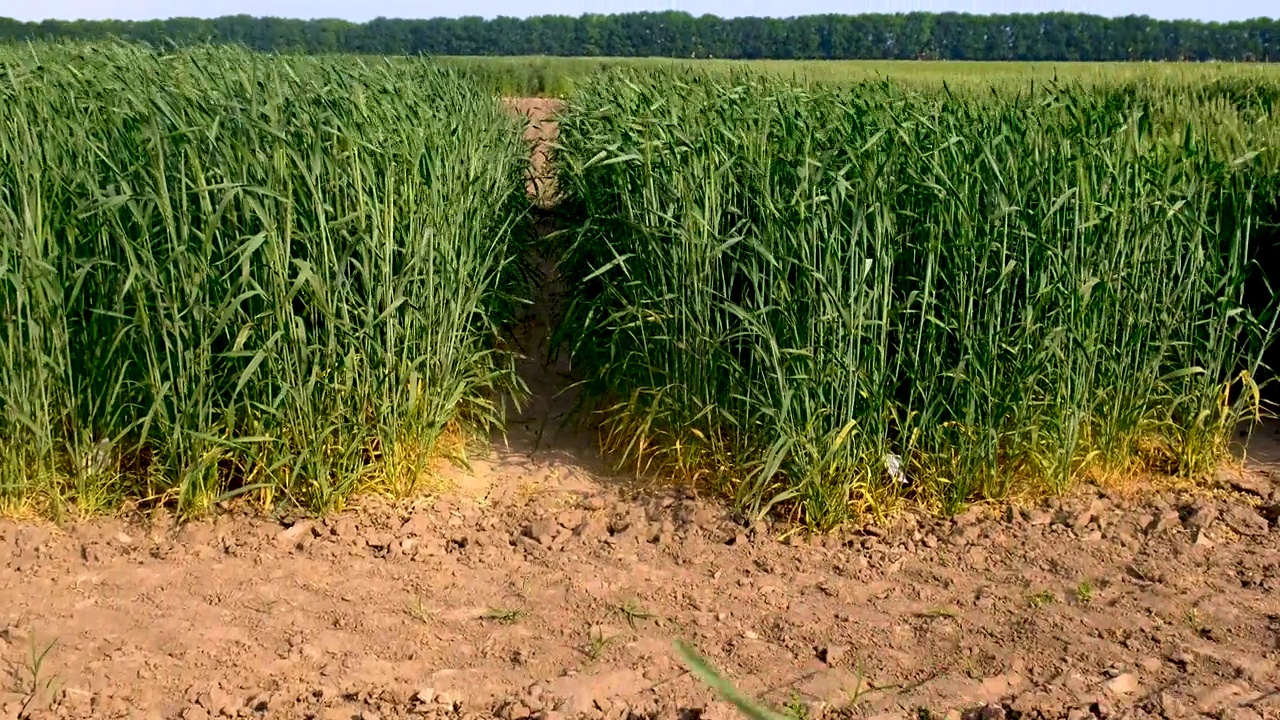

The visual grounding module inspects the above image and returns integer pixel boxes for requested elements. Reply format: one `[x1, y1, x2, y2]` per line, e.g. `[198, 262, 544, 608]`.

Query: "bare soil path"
[2, 100, 1279, 720]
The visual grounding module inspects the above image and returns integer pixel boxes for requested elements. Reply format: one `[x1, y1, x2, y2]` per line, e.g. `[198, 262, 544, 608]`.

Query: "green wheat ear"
[675, 640, 789, 720]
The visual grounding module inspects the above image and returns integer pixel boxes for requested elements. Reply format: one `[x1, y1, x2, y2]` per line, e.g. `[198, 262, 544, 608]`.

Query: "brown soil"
[507, 98, 563, 209]
[3, 100, 1280, 720]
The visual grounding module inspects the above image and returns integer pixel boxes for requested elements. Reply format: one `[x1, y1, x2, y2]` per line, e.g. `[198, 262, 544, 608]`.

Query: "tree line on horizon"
[1, 11, 1278, 62]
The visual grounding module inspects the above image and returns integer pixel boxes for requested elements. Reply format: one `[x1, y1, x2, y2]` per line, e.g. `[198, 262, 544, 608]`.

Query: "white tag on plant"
[885, 453, 907, 485]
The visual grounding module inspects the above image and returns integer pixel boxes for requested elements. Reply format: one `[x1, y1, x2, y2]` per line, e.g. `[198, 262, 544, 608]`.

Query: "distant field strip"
[440, 56, 1280, 96]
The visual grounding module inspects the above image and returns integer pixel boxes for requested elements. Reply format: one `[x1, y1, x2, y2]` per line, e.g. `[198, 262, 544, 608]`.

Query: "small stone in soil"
[1219, 468, 1273, 499]
[523, 518, 559, 546]
[1184, 503, 1218, 532]
[1223, 505, 1268, 536]
[820, 645, 848, 666]
[1103, 673, 1139, 696]
[976, 705, 1005, 720]
[1259, 503, 1280, 527]
[1027, 510, 1053, 526]
[1149, 509, 1181, 534]
[1072, 507, 1095, 529]
[502, 701, 533, 720]
[556, 510, 584, 529]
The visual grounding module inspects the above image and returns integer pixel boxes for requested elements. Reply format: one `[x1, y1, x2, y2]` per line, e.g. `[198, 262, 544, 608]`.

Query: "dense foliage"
[3, 11, 1279, 62]
[555, 69, 1280, 528]
[3, 40, 1278, 526]
[0, 44, 530, 516]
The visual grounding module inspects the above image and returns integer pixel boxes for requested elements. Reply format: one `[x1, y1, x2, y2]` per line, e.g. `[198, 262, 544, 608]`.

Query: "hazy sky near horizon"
[4, 0, 1273, 24]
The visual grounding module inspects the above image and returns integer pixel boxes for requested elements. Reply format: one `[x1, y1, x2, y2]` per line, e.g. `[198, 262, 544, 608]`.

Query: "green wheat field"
[439, 55, 1280, 95]
[1, 43, 1277, 526]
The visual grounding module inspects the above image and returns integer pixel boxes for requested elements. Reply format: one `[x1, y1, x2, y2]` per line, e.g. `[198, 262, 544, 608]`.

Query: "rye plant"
[555, 68, 1279, 528]
[0, 43, 531, 516]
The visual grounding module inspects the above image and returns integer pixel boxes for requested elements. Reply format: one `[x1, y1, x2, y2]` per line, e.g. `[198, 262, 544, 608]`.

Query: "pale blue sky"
[3, 0, 1273, 24]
